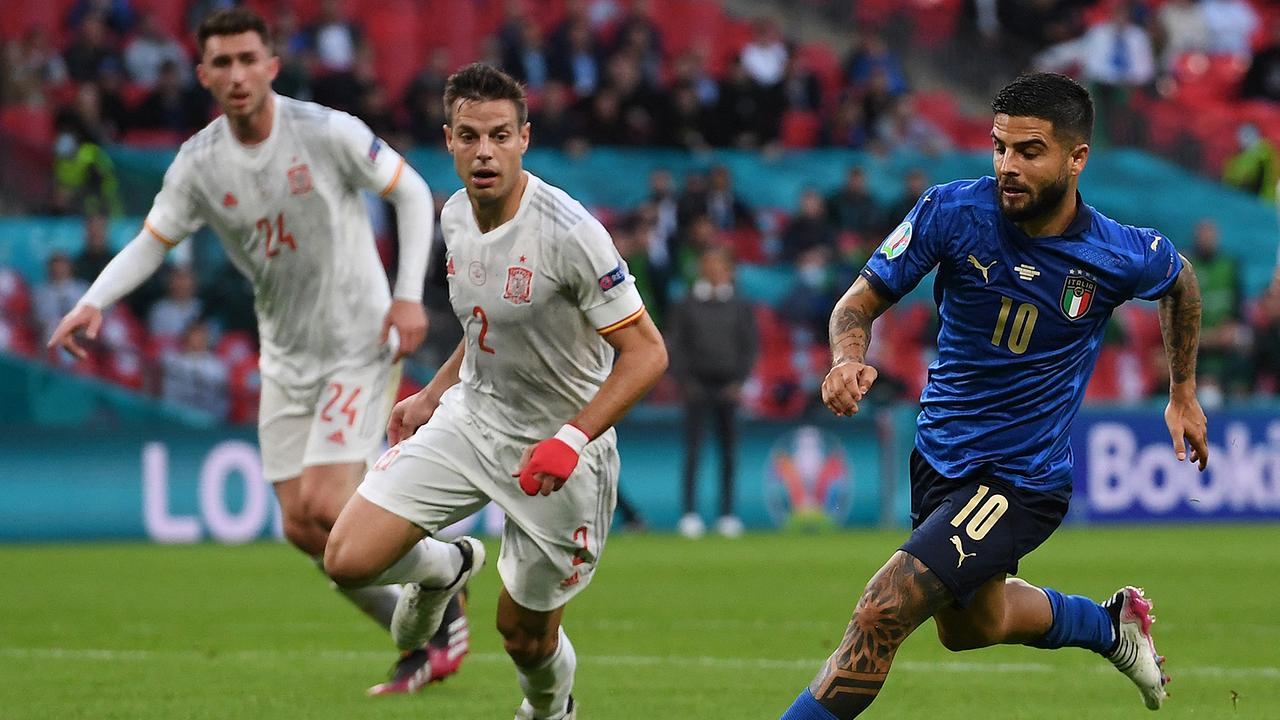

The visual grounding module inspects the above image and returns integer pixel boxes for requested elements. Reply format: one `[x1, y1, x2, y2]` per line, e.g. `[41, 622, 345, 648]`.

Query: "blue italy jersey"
[861, 177, 1183, 491]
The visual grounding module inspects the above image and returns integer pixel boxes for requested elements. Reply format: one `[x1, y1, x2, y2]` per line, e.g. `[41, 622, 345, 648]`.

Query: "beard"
[999, 171, 1070, 223]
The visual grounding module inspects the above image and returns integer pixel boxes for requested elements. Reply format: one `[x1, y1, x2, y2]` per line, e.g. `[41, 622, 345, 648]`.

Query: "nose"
[997, 151, 1019, 178]
[229, 59, 246, 86]
[476, 135, 493, 160]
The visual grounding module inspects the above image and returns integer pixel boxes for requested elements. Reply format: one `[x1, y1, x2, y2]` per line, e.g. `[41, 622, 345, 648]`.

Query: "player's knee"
[497, 619, 556, 667]
[282, 514, 327, 556]
[322, 537, 375, 588]
[935, 621, 1001, 652]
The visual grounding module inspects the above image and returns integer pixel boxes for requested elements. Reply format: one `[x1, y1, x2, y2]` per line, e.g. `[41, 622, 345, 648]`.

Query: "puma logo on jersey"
[950, 535, 977, 568]
[967, 255, 997, 284]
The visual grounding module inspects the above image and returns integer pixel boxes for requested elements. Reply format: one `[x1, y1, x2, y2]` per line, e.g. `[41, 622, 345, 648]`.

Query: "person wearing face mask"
[1223, 123, 1279, 201]
[667, 246, 759, 539]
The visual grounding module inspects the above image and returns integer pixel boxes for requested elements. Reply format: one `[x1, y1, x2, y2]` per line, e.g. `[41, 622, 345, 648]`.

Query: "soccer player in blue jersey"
[780, 73, 1209, 720]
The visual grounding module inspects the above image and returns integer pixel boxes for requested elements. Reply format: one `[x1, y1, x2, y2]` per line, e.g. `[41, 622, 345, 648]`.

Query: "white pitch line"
[1, 647, 1277, 679]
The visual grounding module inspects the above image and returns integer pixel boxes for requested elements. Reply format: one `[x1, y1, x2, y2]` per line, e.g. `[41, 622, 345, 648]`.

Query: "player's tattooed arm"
[1157, 258, 1202, 387]
[829, 276, 893, 366]
[809, 551, 951, 718]
[1158, 258, 1209, 470]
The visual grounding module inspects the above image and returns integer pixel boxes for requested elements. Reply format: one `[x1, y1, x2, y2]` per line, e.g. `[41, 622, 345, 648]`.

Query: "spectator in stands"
[1, 28, 69, 106]
[706, 165, 755, 231]
[659, 82, 713, 151]
[502, 22, 550, 91]
[63, 13, 123, 84]
[311, 44, 375, 114]
[780, 188, 836, 262]
[73, 213, 113, 283]
[577, 86, 629, 146]
[148, 265, 201, 340]
[668, 246, 758, 540]
[826, 166, 880, 237]
[779, 245, 838, 343]
[1253, 284, 1280, 394]
[33, 252, 89, 350]
[199, 259, 256, 339]
[1154, 0, 1209, 72]
[124, 13, 191, 89]
[879, 97, 953, 156]
[68, 0, 136, 37]
[1242, 23, 1280, 101]
[671, 47, 719, 107]
[882, 169, 928, 236]
[132, 60, 209, 135]
[1200, 0, 1258, 60]
[186, 0, 239, 36]
[357, 83, 405, 149]
[781, 53, 823, 113]
[549, 17, 602, 97]
[161, 319, 229, 420]
[1191, 219, 1249, 403]
[271, 7, 312, 100]
[609, 0, 664, 81]
[634, 200, 674, 321]
[603, 52, 660, 142]
[822, 94, 869, 148]
[714, 58, 768, 147]
[93, 59, 131, 137]
[741, 17, 789, 88]
[50, 103, 122, 217]
[1222, 123, 1279, 201]
[612, 210, 659, 325]
[308, 0, 362, 73]
[844, 32, 908, 96]
[1075, 1, 1155, 146]
[860, 69, 900, 144]
[404, 48, 451, 145]
[528, 81, 580, 151]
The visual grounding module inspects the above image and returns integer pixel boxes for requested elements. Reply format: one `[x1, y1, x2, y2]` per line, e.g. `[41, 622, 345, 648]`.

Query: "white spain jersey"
[437, 172, 645, 442]
[144, 94, 414, 386]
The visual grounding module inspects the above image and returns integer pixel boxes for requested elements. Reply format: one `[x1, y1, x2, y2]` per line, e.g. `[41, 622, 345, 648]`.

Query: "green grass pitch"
[1, 525, 1277, 719]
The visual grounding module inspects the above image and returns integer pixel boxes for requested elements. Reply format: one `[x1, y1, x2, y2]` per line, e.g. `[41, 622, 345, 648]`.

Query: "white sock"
[374, 537, 464, 588]
[312, 556, 402, 629]
[516, 627, 576, 719]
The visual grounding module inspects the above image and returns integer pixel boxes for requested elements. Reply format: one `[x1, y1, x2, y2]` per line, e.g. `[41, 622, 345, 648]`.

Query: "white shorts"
[356, 399, 618, 612]
[258, 358, 402, 483]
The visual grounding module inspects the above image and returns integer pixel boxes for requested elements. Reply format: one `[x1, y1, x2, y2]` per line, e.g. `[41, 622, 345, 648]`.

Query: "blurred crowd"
[2, 0, 1280, 422]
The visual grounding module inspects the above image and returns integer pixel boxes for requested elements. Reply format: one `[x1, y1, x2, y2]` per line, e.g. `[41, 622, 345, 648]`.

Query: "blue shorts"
[900, 449, 1070, 608]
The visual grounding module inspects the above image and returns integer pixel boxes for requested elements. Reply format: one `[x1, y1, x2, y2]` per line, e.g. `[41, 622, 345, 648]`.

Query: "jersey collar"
[1000, 191, 1094, 242]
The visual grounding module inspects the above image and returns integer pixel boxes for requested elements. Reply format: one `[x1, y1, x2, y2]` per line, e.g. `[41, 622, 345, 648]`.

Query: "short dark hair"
[991, 72, 1093, 144]
[443, 63, 528, 125]
[197, 8, 272, 56]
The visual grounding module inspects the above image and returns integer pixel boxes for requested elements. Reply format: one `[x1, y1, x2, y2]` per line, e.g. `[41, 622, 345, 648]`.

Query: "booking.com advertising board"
[1, 408, 1277, 543]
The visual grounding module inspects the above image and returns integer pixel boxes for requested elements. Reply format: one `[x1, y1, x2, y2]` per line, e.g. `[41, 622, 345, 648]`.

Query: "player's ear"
[195, 61, 210, 90]
[267, 53, 280, 82]
[1069, 142, 1089, 177]
[443, 124, 453, 152]
[519, 122, 530, 154]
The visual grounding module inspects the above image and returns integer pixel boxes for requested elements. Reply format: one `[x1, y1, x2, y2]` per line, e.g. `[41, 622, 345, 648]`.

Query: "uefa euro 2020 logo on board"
[764, 426, 853, 530]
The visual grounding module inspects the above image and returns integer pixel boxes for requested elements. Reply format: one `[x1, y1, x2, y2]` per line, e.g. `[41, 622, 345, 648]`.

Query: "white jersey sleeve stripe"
[144, 220, 179, 247]
[597, 305, 646, 335]
[378, 156, 406, 198]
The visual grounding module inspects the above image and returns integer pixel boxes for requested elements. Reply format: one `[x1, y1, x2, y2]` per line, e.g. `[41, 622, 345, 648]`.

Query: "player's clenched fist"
[822, 360, 879, 417]
[47, 303, 103, 360]
[386, 391, 439, 445]
[513, 424, 589, 496]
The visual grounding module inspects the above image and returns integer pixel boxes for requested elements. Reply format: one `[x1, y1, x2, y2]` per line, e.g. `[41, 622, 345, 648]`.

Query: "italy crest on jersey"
[1060, 271, 1096, 321]
[879, 221, 912, 260]
[503, 266, 533, 304]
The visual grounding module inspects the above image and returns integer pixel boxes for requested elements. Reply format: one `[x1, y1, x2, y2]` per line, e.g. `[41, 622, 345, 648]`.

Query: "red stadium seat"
[129, 0, 186, 42]
[780, 110, 821, 149]
[363, 0, 422, 102]
[1171, 52, 1248, 105]
[794, 43, 842, 107]
[0, 267, 32, 319]
[120, 128, 187, 148]
[215, 330, 256, 365]
[227, 354, 261, 424]
[907, 0, 962, 47]
[0, 106, 54, 149]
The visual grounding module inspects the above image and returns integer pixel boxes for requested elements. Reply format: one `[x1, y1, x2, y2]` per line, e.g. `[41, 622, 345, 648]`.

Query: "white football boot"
[1103, 586, 1169, 710]
[391, 536, 485, 651]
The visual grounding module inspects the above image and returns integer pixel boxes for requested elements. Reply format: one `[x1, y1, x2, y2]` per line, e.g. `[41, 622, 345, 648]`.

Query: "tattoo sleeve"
[830, 278, 892, 367]
[1157, 261, 1202, 386]
[809, 551, 952, 718]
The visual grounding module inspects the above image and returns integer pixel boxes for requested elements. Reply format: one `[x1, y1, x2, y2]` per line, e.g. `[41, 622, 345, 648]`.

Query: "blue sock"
[1029, 587, 1115, 653]
[780, 689, 839, 720]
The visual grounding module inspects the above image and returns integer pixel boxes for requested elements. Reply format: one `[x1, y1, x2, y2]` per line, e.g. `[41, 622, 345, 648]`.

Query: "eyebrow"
[991, 133, 1048, 149]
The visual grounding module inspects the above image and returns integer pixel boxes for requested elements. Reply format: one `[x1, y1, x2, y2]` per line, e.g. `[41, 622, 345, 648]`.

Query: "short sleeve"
[328, 111, 407, 197]
[859, 187, 946, 302]
[561, 218, 645, 334]
[1132, 229, 1184, 301]
[143, 151, 204, 247]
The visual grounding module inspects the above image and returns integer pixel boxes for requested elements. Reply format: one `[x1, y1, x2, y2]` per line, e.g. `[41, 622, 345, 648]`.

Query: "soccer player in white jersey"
[323, 63, 669, 720]
[47, 9, 468, 695]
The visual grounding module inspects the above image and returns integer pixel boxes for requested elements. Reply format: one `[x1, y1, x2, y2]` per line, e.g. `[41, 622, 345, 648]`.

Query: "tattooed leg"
[808, 551, 952, 718]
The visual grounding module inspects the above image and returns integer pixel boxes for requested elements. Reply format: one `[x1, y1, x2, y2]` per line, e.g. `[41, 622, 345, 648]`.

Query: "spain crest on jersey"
[503, 266, 533, 304]
[1060, 271, 1096, 321]
[287, 163, 312, 195]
